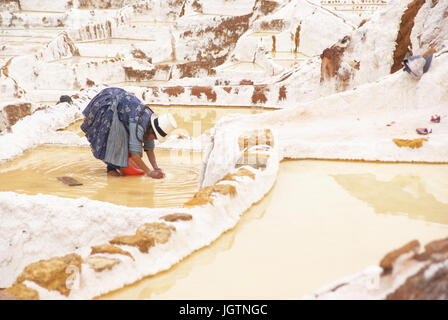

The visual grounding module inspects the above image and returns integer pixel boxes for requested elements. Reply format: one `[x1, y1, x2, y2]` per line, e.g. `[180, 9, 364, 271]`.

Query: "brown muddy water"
[99, 159, 448, 299]
[0, 146, 202, 208]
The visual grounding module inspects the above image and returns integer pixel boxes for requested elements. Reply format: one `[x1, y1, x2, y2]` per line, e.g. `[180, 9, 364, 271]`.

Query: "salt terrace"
[0, 0, 448, 300]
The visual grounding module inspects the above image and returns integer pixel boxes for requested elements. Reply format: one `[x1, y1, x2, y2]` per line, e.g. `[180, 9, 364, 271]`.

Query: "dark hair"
[146, 123, 155, 136]
[59, 95, 73, 104]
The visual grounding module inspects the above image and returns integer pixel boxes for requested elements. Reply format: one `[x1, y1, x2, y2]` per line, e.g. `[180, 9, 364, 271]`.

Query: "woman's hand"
[149, 170, 164, 179]
[154, 168, 165, 178]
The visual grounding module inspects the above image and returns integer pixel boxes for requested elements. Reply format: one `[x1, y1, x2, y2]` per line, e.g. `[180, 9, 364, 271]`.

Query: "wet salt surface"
[270, 51, 309, 59]
[0, 42, 43, 55]
[76, 38, 156, 44]
[0, 28, 64, 39]
[99, 160, 448, 299]
[0, 146, 203, 208]
[128, 20, 177, 27]
[47, 56, 117, 64]
[74, 39, 156, 57]
[110, 80, 169, 87]
[248, 32, 280, 37]
[221, 62, 264, 71]
[0, 35, 53, 43]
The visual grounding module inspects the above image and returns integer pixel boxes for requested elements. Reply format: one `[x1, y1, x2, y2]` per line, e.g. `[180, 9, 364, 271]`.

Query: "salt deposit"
[0, 0, 447, 300]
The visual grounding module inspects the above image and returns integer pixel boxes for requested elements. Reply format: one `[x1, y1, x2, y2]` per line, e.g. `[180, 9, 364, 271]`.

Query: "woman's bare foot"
[107, 169, 121, 177]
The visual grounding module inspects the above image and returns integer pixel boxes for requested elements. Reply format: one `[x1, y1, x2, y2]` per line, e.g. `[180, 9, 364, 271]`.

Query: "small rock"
[16, 253, 82, 297]
[90, 244, 134, 260]
[393, 138, 428, 149]
[415, 236, 448, 262]
[161, 213, 193, 222]
[85, 256, 120, 272]
[3, 103, 32, 127]
[110, 235, 155, 254]
[220, 167, 256, 181]
[424, 237, 448, 256]
[380, 240, 420, 275]
[136, 222, 175, 244]
[4, 283, 38, 300]
[386, 262, 448, 300]
[0, 289, 19, 300]
[184, 183, 238, 207]
[57, 176, 83, 186]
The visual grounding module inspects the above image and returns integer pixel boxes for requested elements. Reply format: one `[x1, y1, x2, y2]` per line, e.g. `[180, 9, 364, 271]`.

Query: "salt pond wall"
[1, 0, 448, 300]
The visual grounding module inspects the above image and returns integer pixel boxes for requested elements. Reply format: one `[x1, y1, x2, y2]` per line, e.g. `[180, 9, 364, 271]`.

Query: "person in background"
[403, 49, 434, 80]
[81, 87, 177, 178]
[58, 95, 73, 104]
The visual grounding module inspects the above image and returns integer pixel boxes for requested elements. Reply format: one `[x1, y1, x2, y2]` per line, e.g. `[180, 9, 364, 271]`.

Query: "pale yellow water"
[150, 105, 269, 137]
[110, 81, 169, 87]
[99, 159, 448, 299]
[273, 60, 301, 69]
[129, 21, 177, 26]
[0, 146, 203, 208]
[270, 51, 309, 59]
[1, 43, 42, 55]
[248, 32, 280, 37]
[0, 36, 52, 43]
[222, 62, 264, 71]
[48, 56, 117, 64]
[77, 38, 155, 44]
[269, 52, 309, 68]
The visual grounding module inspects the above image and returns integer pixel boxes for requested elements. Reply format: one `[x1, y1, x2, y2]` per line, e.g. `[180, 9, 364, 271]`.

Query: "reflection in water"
[62, 106, 268, 138]
[97, 183, 274, 300]
[0, 146, 202, 208]
[332, 173, 448, 225]
[99, 160, 448, 300]
[151, 105, 267, 137]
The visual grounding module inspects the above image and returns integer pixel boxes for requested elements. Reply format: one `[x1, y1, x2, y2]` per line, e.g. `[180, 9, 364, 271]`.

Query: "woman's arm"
[146, 150, 165, 178]
[146, 149, 159, 170]
[130, 153, 163, 179]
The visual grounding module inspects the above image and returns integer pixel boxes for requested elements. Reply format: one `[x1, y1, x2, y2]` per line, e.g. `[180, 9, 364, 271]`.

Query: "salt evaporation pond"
[0, 146, 202, 208]
[0, 105, 269, 208]
[151, 105, 270, 137]
[99, 159, 448, 299]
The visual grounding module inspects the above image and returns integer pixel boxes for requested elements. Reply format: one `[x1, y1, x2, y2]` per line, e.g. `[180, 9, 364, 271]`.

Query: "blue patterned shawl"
[81, 87, 153, 163]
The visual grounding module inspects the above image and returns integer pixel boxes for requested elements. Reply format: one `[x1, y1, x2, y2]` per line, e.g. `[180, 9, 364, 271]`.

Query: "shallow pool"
[151, 105, 269, 137]
[0, 146, 202, 208]
[98, 159, 448, 299]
